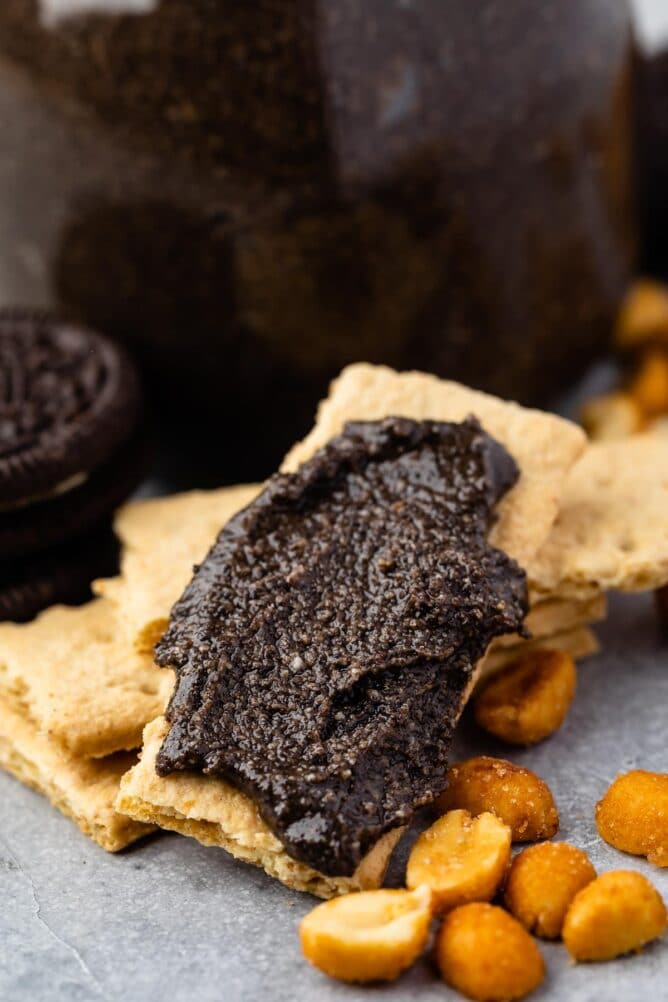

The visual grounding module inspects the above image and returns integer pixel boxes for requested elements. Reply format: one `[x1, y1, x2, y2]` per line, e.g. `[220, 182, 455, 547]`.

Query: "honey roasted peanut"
[562, 870, 667, 962]
[299, 886, 432, 983]
[406, 810, 511, 914]
[628, 351, 668, 418]
[434, 902, 545, 1001]
[437, 757, 559, 842]
[615, 279, 668, 351]
[504, 842, 596, 939]
[474, 649, 576, 745]
[596, 770, 668, 867]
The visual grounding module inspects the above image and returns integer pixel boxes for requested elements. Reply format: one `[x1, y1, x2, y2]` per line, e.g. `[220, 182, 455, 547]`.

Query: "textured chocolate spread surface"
[155, 418, 528, 875]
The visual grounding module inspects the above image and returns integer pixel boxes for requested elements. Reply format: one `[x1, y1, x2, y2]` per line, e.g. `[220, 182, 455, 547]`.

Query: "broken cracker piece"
[117, 717, 403, 899]
[493, 594, 606, 650]
[96, 484, 260, 653]
[282, 363, 586, 569]
[0, 690, 151, 852]
[0, 600, 171, 758]
[531, 432, 668, 594]
[480, 626, 599, 681]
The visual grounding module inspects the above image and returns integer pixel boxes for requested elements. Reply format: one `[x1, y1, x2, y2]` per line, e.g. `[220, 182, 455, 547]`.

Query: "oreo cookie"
[0, 429, 146, 559]
[0, 529, 120, 624]
[0, 310, 145, 619]
[0, 310, 140, 504]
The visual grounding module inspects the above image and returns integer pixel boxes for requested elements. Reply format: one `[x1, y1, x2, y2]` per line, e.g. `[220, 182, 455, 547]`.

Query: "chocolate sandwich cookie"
[0, 310, 144, 559]
[0, 310, 140, 505]
[156, 417, 528, 876]
[0, 528, 119, 623]
[0, 430, 146, 559]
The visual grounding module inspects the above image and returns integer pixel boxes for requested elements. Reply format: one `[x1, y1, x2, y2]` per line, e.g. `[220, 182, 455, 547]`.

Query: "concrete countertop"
[1, 591, 666, 1001]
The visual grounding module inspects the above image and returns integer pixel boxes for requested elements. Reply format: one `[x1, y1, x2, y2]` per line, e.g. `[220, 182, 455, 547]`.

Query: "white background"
[634, 0, 668, 49]
[37, 2, 668, 44]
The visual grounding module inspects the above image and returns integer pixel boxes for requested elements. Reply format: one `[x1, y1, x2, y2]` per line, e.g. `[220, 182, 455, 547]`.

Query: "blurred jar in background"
[636, 3, 668, 276]
[0, 1, 636, 477]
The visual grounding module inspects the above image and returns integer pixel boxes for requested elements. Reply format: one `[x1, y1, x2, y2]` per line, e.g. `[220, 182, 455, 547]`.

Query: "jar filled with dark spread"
[638, 37, 668, 274]
[0, 1, 636, 477]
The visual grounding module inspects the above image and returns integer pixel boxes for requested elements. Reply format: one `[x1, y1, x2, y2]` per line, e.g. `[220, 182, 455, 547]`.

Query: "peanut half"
[406, 809, 511, 914]
[434, 902, 545, 1001]
[504, 842, 596, 939]
[437, 757, 559, 842]
[299, 886, 432, 983]
[562, 870, 667, 962]
[474, 649, 576, 745]
[596, 770, 668, 867]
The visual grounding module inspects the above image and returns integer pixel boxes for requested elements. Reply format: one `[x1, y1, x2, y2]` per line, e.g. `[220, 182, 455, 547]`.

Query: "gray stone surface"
[0, 592, 666, 1001]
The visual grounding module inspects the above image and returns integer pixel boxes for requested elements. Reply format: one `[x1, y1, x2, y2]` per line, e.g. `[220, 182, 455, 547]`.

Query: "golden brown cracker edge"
[116, 717, 403, 899]
[480, 626, 599, 681]
[0, 600, 169, 759]
[493, 594, 606, 650]
[530, 432, 668, 593]
[0, 689, 153, 852]
[95, 485, 261, 654]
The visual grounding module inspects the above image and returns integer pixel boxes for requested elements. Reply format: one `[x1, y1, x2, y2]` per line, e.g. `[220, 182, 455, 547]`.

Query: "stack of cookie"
[1, 364, 668, 898]
[0, 312, 144, 622]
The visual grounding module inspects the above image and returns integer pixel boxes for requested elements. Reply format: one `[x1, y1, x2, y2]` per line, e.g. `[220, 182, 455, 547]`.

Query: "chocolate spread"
[155, 418, 528, 875]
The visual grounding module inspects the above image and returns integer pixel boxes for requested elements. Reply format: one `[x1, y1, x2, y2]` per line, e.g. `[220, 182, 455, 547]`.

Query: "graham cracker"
[492, 594, 606, 649]
[0, 682, 152, 852]
[530, 431, 668, 594]
[95, 484, 260, 654]
[116, 717, 403, 899]
[480, 626, 600, 680]
[282, 363, 586, 568]
[0, 600, 171, 759]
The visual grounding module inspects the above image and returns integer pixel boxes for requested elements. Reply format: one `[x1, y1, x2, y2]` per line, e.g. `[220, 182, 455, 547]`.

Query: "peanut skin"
[596, 770, 668, 867]
[563, 870, 667, 961]
[434, 902, 545, 1001]
[437, 757, 559, 842]
[474, 649, 576, 745]
[504, 842, 596, 938]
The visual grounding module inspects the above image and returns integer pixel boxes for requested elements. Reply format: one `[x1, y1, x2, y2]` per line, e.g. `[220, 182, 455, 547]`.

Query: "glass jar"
[0, 0, 636, 475]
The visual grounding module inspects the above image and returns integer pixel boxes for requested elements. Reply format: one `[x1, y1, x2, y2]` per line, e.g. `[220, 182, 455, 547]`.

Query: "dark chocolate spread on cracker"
[155, 418, 528, 875]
